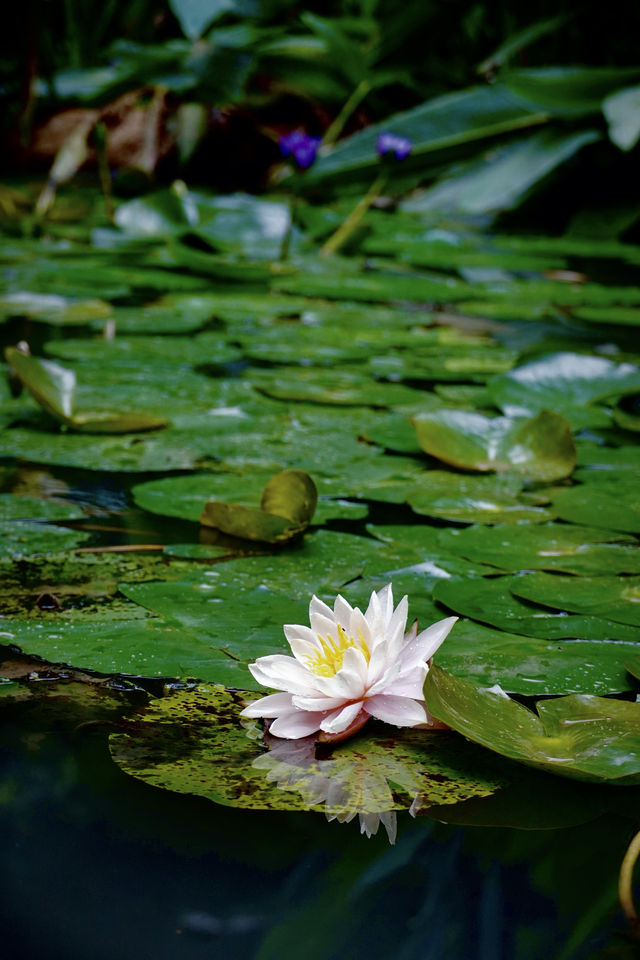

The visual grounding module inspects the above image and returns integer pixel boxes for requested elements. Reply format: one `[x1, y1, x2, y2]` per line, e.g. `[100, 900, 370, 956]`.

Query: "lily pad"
[551, 479, 640, 533]
[109, 685, 506, 815]
[425, 665, 640, 784]
[488, 352, 640, 421]
[47, 332, 242, 367]
[0, 291, 112, 326]
[200, 470, 318, 543]
[436, 522, 640, 575]
[626, 657, 640, 681]
[511, 572, 640, 627]
[432, 575, 639, 641]
[435, 620, 637, 695]
[0, 523, 91, 560]
[406, 471, 555, 524]
[0, 494, 84, 522]
[411, 409, 575, 481]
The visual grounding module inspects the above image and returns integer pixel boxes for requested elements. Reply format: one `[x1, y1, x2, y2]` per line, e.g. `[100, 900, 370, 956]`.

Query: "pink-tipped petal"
[320, 700, 365, 734]
[240, 692, 295, 717]
[364, 694, 428, 727]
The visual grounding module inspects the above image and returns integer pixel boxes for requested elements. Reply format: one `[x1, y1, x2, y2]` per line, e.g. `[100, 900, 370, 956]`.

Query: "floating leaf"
[406, 471, 555, 524]
[0, 291, 111, 326]
[551, 479, 640, 533]
[200, 469, 317, 543]
[511, 573, 640, 627]
[411, 409, 575, 481]
[433, 575, 639, 641]
[435, 620, 636, 695]
[626, 657, 640, 682]
[425, 665, 640, 784]
[436, 522, 640, 575]
[109, 685, 506, 814]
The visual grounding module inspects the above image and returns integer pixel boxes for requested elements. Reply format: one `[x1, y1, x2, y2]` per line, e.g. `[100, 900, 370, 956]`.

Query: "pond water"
[1, 186, 639, 958]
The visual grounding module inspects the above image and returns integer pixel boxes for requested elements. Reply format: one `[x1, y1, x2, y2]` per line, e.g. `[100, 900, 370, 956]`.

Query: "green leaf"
[5, 347, 76, 421]
[435, 621, 636, 696]
[260, 469, 318, 524]
[169, 0, 247, 40]
[511, 573, 640, 627]
[626, 657, 640, 682]
[432, 575, 639, 641]
[425, 665, 640, 784]
[436, 522, 640, 575]
[0, 291, 111, 326]
[406, 471, 555, 524]
[488, 352, 640, 419]
[501, 66, 640, 116]
[411, 409, 575, 481]
[0, 522, 91, 560]
[551, 479, 640, 533]
[109, 684, 506, 814]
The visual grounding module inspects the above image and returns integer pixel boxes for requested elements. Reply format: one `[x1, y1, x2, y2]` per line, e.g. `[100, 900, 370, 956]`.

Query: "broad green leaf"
[436, 522, 640, 575]
[303, 84, 549, 185]
[432, 575, 639, 641]
[511, 573, 640, 627]
[199, 503, 299, 543]
[48, 332, 242, 367]
[260, 469, 318, 524]
[435, 621, 636, 695]
[425, 665, 640, 784]
[489, 352, 640, 419]
[0, 291, 111, 326]
[0, 493, 84, 522]
[573, 306, 640, 326]
[551, 479, 640, 533]
[169, 0, 242, 39]
[0, 522, 91, 560]
[411, 409, 575, 481]
[626, 657, 640, 681]
[5, 347, 76, 421]
[501, 66, 640, 116]
[406, 471, 555, 524]
[109, 685, 505, 814]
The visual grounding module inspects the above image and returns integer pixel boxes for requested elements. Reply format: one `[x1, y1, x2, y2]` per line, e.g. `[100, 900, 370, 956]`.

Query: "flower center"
[306, 624, 370, 677]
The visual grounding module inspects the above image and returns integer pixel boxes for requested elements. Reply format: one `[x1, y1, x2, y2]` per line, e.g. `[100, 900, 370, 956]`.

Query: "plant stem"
[320, 173, 386, 258]
[619, 827, 640, 936]
[322, 79, 371, 148]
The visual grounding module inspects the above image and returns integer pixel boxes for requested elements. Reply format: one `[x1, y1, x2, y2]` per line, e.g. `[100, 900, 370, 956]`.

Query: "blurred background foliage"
[2, 0, 640, 234]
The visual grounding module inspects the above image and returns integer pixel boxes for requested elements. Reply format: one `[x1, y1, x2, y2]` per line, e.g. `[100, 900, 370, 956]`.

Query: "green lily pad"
[432, 575, 639, 641]
[411, 409, 575, 481]
[0, 493, 84, 522]
[626, 657, 640, 681]
[551, 479, 640, 533]
[0, 291, 112, 326]
[200, 470, 318, 543]
[572, 306, 640, 327]
[5, 347, 168, 434]
[109, 685, 506, 815]
[435, 620, 637, 695]
[436, 522, 640, 574]
[511, 573, 640, 627]
[406, 471, 555, 524]
[576, 443, 640, 474]
[254, 367, 422, 408]
[0, 522, 91, 560]
[47, 332, 242, 367]
[488, 352, 640, 420]
[425, 664, 640, 784]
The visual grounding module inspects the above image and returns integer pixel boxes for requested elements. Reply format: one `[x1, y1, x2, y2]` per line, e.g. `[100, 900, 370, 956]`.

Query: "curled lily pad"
[5, 347, 167, 434]
[200, 469, 317, 543]
[109, 685, 506, 816]
[411, 408, 575, 481]
[425, 664, 640, 784]
[626, 657, 640, 682]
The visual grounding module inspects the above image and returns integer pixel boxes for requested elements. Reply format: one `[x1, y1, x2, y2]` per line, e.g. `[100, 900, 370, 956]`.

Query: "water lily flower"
[279, 130, 322, 170]
[376, 131, 412, 161]
[241, 584, 457, 740]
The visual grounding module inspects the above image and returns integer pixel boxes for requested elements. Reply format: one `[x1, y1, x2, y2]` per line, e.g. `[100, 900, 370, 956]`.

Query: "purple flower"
[377, 132, 412, 161]
[279, 130, 321, 171]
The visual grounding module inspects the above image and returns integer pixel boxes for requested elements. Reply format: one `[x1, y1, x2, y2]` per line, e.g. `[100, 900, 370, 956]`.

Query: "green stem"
[322, 79, 371, 148]
[320, 173, 386, 258]
[619, 827, 640, 936]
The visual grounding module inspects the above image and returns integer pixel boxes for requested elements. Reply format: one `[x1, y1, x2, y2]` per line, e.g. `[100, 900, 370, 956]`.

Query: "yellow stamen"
[306, 624, 370, 677]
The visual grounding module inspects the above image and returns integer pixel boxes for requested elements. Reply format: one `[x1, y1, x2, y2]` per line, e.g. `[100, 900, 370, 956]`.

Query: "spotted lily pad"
[109, 685, 506, 814]
[425, 665, 640, 784]
[411, 409, 575, 481]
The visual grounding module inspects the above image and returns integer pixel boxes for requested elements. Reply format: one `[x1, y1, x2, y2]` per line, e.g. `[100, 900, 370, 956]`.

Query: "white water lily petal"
[364, 694, 428, 727]
[320, 700, 365, 734]
[240, 692, 295, 717]
[243, 582, 457, 740]
[269, 710, 327, 739]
